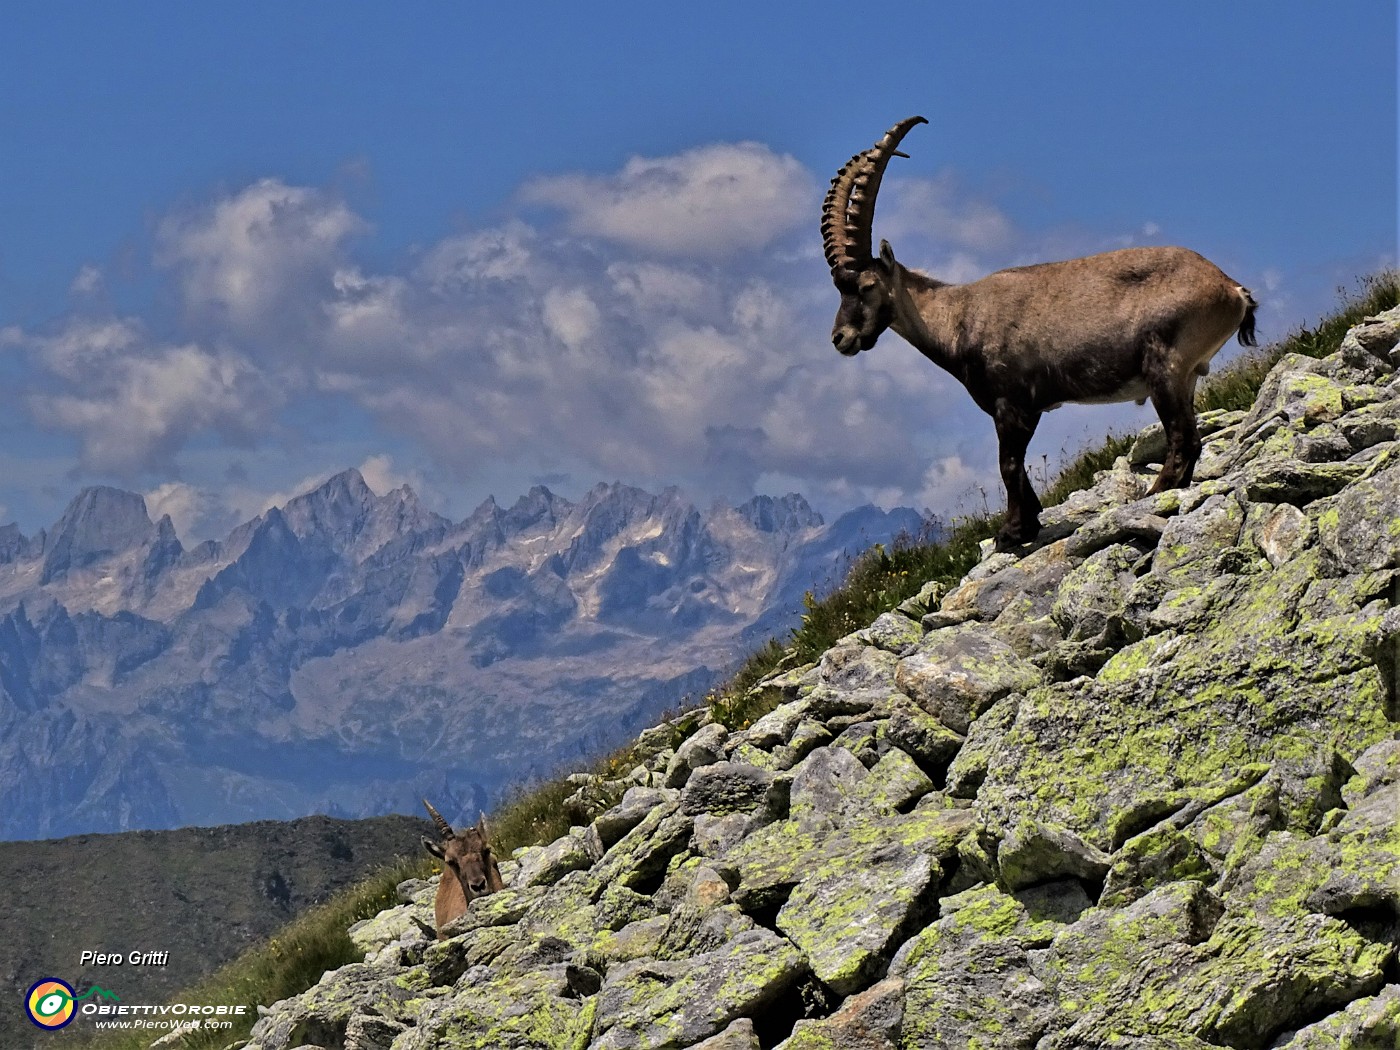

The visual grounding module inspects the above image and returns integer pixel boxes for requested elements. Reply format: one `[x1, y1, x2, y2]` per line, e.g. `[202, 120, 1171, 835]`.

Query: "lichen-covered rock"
[590, 928, 806, 1049]
[584, 802, 694, 899]
[691, 1017, 761, 1049]
[893, 884, 1059, 1049]
[348, 904, 427, 958]
[895, 579, 943, 619]
[895, 623, 1041, 734]
[721, 804, 975, 915]
[246, 961, 437, 1050]
[1052, 541, 1141, 640]
[807, 643, 902, 717]
[974, 545, 1395, 849]
[1064, 505, 1171, 560]
[665, 723, 729, 787]
[1245, 500, 1314, 566]
[847, 610, 925, 653]
[937, 540, 1073, 622]
[1314, 459, 1400, 572]
[591, 786, 677, 848]
[777, 977, 903, 1049]
[1143, 492, 1246, 588]
[1343, 737, 1400, 804]
[997, 819, 1111, 891]
[681, 761, 775, 816]
[590, 914, 670, 966]
[882, 696, 964, 776]
[787, 745, 875, 831]
[830, 720, 884, 767]
[1037, 880, 1392, 1048]
[853, 746, 933, 812]
[1276, 983, 1400, 1047]
[776, 840, 937, 995]
[394, 965, 595, 1050]
[1303, 783, 1400, 927]
[514, 827, 594, 887]
[735, 698, 808, 750]
[1099, 823, 1213, 907]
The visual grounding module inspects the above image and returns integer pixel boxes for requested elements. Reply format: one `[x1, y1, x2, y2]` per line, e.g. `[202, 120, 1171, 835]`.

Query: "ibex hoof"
[994, 526, 1041, 554]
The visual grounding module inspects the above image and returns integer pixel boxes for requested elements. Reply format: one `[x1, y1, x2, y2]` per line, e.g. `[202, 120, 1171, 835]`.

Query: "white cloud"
[24, 318, 144, 381]
[11, 140, 1174, 524]
[322, 267, 413, 368]
[522, 142, 814, 257]
[541, 288, 601, 351]
[22, 320, 276, 475]
[913, 455, 986, 519]
[144, 481, 216, 540]
[157, 179, 364, 330]
[880, 172, 1016, 254]
[70, 264, 104, 296]
[418, 222, 535, 289]
[357, 453, 439, 505]
[607, 261, 713, 315]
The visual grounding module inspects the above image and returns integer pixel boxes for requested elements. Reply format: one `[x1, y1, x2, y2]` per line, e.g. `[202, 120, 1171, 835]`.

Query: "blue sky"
[1, 2, 1395, 540]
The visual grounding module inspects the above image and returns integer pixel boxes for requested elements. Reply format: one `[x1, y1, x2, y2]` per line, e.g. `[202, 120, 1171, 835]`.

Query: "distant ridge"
[0, 813, 422, 1045]
[0, 474, 925, 838]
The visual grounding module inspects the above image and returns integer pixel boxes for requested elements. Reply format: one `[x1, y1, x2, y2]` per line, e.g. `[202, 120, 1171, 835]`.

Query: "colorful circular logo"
[26, 979, 76, 1030]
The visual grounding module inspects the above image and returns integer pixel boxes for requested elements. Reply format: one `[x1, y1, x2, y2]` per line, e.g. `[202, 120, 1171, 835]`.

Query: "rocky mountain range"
[0, 474, 924, 839]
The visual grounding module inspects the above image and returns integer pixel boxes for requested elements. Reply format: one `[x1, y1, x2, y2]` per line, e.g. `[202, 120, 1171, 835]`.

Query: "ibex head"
[422, 799, 504, 909]
[822, 116, 927, 356]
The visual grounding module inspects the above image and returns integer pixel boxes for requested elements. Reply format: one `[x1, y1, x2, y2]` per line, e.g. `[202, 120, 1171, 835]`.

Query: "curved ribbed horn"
[422, 798, 453, 839]
[822, 116, 928, 281]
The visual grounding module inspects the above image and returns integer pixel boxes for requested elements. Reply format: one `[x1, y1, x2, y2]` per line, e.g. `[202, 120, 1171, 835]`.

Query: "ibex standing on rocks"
[421, 799, 504, 938]
[823, 116, 1258, 551]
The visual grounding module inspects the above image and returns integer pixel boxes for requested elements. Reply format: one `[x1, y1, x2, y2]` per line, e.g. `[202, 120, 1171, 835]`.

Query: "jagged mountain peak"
[501, 485, 569, 534]
[41, 486, 158, 583]
[0, 523, 28, 565]
[280, 469, 376, 539]
[274, 469, 447, 564]
[736, 492, 823, 533]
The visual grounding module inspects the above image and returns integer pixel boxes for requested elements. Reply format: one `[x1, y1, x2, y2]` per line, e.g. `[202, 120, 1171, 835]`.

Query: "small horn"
[422, 798, 453, 838]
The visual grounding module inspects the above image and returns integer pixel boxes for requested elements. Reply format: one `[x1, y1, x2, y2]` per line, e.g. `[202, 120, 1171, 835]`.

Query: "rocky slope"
[0, 477, 921, 838]
[243, 309, 1400, 1048]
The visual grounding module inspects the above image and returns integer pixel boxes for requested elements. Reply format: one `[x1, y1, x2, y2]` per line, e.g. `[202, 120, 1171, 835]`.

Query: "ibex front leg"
[1146, 350, 1202, 493]
[993, 402, 1043, 552]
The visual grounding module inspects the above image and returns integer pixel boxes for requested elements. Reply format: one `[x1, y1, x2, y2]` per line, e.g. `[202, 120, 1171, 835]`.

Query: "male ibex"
[421, 799, 504, 938]
[824, 116, 1257, 550]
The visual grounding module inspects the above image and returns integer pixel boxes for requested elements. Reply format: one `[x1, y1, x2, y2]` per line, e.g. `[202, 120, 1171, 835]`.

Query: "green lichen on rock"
[895, 884, 1058, 1049]
[1040, 881, 1392, 1047]
[590, 928, 806, 1049]
[974, 534, 1395, 849]
[397, 966, 595, 1049]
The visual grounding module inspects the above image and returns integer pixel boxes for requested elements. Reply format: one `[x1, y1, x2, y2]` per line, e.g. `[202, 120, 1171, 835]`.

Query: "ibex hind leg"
[1145, 347, 1201, 494]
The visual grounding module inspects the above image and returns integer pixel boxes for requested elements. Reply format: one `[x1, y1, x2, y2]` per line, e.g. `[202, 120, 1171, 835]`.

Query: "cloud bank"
[8, 137, 1210, 539]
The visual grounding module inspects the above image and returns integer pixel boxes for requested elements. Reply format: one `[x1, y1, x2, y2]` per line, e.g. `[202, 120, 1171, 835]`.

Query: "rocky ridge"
[242, 309, 1400, 1048]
